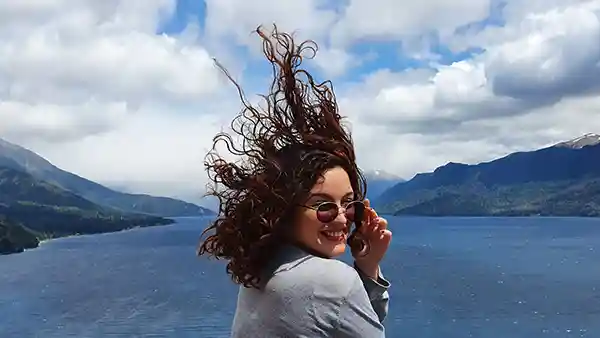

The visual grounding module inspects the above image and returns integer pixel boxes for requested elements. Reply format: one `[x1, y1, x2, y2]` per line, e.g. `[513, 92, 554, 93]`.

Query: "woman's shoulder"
[233, 256, 365, 337]
[268, 255, 361, 297]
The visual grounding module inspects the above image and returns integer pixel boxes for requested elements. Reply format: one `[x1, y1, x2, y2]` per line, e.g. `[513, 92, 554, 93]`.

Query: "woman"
[198, 25, 393, 337]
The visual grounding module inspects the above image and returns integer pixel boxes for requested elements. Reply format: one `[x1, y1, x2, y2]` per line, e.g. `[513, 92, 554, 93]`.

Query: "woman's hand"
[352, 199, 392, 280]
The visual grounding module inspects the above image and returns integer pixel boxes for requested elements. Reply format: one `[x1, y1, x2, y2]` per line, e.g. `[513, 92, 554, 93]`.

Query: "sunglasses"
[302, 200, 366, 225]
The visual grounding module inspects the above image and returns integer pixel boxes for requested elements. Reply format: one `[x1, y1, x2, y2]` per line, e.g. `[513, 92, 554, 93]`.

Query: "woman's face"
[293, 166, 355, 258]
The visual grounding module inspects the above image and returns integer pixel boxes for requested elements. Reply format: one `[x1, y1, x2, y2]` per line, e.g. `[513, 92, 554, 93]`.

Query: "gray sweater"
[230, 244, 390, 337]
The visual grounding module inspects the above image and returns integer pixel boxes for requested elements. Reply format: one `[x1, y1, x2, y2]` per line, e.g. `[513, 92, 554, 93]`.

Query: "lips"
[323, 230, 344, 237]
[320, 229, 347, 242]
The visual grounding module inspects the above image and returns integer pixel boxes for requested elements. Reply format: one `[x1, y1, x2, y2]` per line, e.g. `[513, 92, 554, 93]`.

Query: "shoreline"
[12, 214, 216, 255]
[2, 218, 178, 256]
[43, 219, 179, 241]
[7, 214, 596, 256]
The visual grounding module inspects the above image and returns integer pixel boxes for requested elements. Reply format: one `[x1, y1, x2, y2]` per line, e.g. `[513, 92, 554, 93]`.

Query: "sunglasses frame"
[302, 200, 365, 225]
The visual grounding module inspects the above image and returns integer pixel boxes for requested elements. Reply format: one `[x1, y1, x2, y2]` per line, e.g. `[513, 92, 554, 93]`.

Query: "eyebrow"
[308, 192, 354, 200]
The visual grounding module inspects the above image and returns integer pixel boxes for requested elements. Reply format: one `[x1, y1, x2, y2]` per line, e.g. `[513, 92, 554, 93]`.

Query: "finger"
[379, 229, 392, 243]
[358, 203, 374, 233]
[366, 217, 377, 234]
[371, 215, 381, 232]
[367, 207, 375, 223]
[367, 205, 383, 232]
[364, 199, 370, 208]
[358, 217, 376, 237]
[358, 213, 370, 233]
[370, 205, 378, 217]
[361, 215, 380, 239]
[364, 218, 388, 242]
[365, 208, 377, 231]
[359, 215, 375, 235]
[358, 219, 368, 234]
[375, 217, 387, 231]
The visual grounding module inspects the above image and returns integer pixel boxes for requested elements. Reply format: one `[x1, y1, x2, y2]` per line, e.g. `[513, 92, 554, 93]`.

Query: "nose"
[332, 205, 348, 224]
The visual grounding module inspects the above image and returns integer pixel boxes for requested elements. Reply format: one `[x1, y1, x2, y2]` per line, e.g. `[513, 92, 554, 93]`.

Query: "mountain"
[555, 133, 600, 149]
[0, 166, 174, 254]
[0, 138, 213, 217]
[375, 133, 600, 217]
[363, 169, 405, 201]
[0, 167, 99, 209]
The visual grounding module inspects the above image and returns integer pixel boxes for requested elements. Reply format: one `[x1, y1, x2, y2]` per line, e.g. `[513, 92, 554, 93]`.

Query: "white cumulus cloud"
[1, 0, 600, 207]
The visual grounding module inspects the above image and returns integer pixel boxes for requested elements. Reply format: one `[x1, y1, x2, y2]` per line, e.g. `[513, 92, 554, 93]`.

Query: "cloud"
[2, 0, 600, 206]
[487, 6, 600, 100]
[0, 100, 127, 142]
[329, 0, 492, 47]
[0, 2, 224, 107]
[0, 0, 236, 205]
[329, 0, 600, 177]
[338, 1, 600, 133]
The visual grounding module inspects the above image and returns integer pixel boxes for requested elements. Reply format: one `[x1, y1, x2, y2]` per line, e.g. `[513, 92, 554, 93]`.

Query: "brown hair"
[197, 25, 366, 289]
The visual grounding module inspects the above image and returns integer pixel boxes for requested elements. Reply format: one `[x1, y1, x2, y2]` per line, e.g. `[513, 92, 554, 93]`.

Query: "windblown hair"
[197, 25, 366, 289]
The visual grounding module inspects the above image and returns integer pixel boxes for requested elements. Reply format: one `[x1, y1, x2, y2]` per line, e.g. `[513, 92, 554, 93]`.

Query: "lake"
[1, 216, 600, 337]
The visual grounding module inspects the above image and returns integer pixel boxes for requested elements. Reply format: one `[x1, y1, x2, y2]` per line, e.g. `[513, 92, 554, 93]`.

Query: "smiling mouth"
[320, 230, 347, 242]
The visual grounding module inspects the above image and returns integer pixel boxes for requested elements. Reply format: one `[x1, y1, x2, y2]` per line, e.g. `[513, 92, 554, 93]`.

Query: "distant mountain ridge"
[0, 165, 173, 254]
[0, 138, 213, 217]
[363, 169, 405, 200]
[0, 137, 215, 255]
[0, 167, 98, 209]
[374, 134, 600, 217]
[555, 133, 600, 149]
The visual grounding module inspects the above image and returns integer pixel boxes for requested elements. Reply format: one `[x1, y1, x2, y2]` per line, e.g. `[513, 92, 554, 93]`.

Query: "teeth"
[323, 231, 344, 237]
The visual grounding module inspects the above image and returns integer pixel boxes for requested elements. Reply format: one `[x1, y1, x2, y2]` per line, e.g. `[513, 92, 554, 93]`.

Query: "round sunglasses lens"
[345, 204, 355, 221]
[345, 201, 364, 223]
[316, 203, 338, 223]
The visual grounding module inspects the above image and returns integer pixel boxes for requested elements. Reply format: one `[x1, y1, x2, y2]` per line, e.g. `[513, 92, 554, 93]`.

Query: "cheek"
[297, 208, 319, 223]
[295, 211, 322, 238]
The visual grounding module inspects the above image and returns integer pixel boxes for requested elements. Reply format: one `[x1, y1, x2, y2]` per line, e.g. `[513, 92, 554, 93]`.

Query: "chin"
[317, 242, 347, 258]
[329, 243, 347, 257]
[315, 231, 348, 258]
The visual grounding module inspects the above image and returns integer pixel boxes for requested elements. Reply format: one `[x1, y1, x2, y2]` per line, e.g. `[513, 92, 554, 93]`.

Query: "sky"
[1, 0, 600, 207]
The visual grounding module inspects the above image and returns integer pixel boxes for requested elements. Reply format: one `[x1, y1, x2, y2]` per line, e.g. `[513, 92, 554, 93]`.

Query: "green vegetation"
[374, 136, 600, 217]
[391, 179, 600, 217]
[0, 203, 173, 238]
[0, 166, 173, 255]
[0, 218, 39, 254]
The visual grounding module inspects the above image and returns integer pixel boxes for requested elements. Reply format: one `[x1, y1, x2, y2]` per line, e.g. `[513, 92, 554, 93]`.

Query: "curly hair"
[197, 25, 367, 289]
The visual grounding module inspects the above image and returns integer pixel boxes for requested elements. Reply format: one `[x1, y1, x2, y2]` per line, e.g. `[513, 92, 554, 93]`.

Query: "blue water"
[2, 216, 600, 337]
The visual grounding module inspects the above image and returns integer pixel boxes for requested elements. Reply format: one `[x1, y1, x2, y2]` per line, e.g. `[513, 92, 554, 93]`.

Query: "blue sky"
[158, 0, 207, 34]
[156, 0, 501, 84]
[3, 0, 599, 203]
